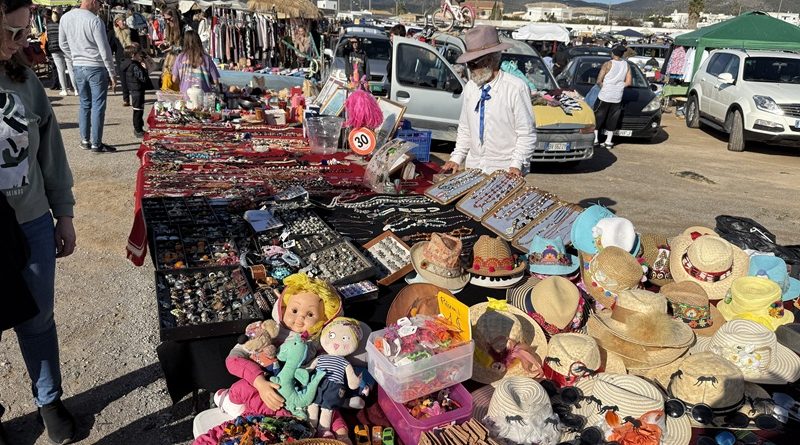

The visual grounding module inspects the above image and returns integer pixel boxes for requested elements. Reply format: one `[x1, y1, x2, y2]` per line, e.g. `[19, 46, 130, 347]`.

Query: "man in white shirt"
[441, 26, 536, 177]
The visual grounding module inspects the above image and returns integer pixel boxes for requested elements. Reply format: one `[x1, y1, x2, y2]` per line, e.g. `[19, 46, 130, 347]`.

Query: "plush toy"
[277, 273, 343, 339]
[307, 317, 365, 434]
[238, 319, 280, 369]
[269, 335, 327, 419]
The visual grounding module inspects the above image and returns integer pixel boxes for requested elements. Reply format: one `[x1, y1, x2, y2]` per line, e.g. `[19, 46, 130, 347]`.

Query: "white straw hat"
[543, 333, 626, 384]
[570, 373, 691, 445]
[669, 233, 749, 301]
[483, 377, 562, 445]
[693, 319, 800, 385]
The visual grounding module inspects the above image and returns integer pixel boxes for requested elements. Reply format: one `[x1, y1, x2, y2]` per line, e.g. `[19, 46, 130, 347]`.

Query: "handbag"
[715, 215, 800, 278]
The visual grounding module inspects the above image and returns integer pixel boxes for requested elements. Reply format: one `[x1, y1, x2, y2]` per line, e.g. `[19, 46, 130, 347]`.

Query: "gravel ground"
[0, 77, 798, 445]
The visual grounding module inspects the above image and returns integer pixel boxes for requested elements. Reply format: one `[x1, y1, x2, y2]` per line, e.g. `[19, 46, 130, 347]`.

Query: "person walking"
[441, 26, 536, 176]
[171, 29, 219, 94]
[121, 43, 152, 138]
[593, 45, 631, 149]
[109, 14, 138, 106]
[47, 10, 78, 96]
[59, 0, 117, 153]
[0, 0, 78, 443]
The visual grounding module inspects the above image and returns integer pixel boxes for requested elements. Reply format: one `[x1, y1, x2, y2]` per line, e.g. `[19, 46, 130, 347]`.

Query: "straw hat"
[669, 232, 749, 301]
[385, 283, 450, 326]
[455, 25, 512, 64]
[470, 300, 548, 384]
[479, 377, 562, 445]
[693, 319, 800, 385]
[528, 236, 579, 276]
[592, 289, 695, 348]
[543, 333, 626, 384]
[642, 352, 771, 429]
[716, 277, 794, 331]
[570, 205, 615, 255]
[410, 233, 470, 291]
[659, 281, 725, 336]
[506, 276, 589, 336]
[581, 246, 644, 310]
[640, 233, 674, 287]
[468, 236, 526, 288]
[749, 255, 800, 302]
[592, 217, 640, 255]
[570, 373, 691, 445]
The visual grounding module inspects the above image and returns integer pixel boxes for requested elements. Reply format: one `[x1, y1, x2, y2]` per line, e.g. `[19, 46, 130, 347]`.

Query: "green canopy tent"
[674, 11, 800, 80]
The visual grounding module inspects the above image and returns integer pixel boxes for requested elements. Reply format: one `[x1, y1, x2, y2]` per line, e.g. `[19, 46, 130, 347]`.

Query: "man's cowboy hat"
[455, 26, 511, 64]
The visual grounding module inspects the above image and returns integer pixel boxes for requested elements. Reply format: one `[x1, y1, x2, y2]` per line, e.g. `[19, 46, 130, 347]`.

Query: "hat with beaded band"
[468, 235, 526, 289]
[581, 246, 644, 310]
[660, 281, 725, 337]
[528, 235, 579, 276]
[669, 232, 749, 302]
[410, 233, 470, 291]
[716, 276, 794, 331]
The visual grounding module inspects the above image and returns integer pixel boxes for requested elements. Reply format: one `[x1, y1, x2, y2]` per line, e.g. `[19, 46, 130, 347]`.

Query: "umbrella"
[248, 0, 319, 18]
[616, 28, 644, 38]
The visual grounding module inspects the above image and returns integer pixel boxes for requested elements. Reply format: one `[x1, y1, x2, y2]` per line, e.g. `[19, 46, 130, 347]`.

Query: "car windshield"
[500, 54, 558, 91]
[574, 60, 648, 88]
[336, 38, 391, 61]
[569, 47, 611, 58]
[630, 46, 667, 58]
[743, 57, 800, 84]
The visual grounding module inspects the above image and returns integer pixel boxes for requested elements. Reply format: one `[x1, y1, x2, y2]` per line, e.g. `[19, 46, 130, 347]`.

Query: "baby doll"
[307, 317, 365, 435]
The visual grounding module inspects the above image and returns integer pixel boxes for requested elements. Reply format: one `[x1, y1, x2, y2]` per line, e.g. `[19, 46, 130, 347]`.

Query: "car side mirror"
[451, 84, 463, 95]
[718, 73, 734, 84]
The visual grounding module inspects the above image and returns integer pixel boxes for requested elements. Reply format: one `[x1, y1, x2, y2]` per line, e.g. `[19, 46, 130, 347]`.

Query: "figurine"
[307, 317, 365, 435]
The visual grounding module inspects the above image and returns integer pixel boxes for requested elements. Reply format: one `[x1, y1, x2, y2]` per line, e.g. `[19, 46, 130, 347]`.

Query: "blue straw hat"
[749, 255, 800, 302]
[528, 236, 579, 276]
[570, 205, 614, 254]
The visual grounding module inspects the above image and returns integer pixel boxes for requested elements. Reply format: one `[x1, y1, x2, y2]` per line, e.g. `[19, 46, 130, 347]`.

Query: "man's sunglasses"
[4, 24, 28, 42]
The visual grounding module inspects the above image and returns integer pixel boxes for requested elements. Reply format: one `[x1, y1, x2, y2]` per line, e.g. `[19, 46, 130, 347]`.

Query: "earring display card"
[363, 231, 414, 286]
[303, 240, 377, 285]
[482, 187, 558, 241]
[156, 266, 267, 341]
[456, 171, 525, 221]
[512, 204, 584, 252]
[424, 169, 486, 205]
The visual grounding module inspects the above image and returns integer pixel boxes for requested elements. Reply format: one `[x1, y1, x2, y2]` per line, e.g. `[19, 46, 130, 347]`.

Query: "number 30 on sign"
[348, 127, 377, 155]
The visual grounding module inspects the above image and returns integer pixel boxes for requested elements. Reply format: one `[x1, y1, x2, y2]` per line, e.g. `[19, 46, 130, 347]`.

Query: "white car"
[686, 49, 800, 152]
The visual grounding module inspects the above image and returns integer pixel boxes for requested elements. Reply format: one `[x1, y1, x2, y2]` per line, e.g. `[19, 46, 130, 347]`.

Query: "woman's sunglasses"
[4, 24, 28, 42]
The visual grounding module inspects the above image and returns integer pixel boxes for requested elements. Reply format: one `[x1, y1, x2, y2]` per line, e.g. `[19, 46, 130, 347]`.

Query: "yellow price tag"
[437, 291, 471, 342]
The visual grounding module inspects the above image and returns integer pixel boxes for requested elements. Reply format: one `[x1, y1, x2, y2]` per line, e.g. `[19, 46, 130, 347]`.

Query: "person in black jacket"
[121, 44, 152, 138]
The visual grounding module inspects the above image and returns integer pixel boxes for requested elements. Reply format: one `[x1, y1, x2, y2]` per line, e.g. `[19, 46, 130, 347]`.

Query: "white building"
[524, 2, 571, 22]
[318, 0, 338, 11]
[768, 11, 800, 25]
[570, 7, 606, 23]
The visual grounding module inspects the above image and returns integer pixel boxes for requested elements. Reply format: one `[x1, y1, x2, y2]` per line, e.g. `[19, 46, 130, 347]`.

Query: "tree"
[688, 0, 704, 28]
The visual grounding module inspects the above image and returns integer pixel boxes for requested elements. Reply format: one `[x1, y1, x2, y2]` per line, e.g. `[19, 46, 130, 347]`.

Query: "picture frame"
[320, 88, 347, 117]
[375, 98, 406, 148]
[314, 76, 344, 107]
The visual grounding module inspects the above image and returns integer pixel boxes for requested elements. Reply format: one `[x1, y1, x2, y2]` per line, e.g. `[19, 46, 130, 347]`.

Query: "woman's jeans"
[13, 213, 63, 407]
[51, 52, 77, 92]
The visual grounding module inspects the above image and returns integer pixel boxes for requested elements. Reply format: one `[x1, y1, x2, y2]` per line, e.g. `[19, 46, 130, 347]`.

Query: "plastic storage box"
[378, 384, 473, 445]
[397, 129, 432, 162]
[366, 328, 474, 403]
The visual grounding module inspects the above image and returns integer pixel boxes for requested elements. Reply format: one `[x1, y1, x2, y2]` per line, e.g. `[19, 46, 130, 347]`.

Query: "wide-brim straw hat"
[669, 232, 749, 301]
[660, 281, 725, 337]
[386, 283, 450, 326]
[410, 238, 470, 291]
[692, 319, 800, 385]
[587, 316, 691, 372]
[580, 246, 644, 310]
[467, 235, 527, 278]
[455, 25, 512, 64]
[640, 233, 674, 287]
[571, 373, 691, 445]
[593, 289, 695, 348]
[716, 276, 794, 331]
[641, 352, 772, 430]
[544, 332, 627, 378]
[470, 301, 548, 384]
[507, 276, 590, 336]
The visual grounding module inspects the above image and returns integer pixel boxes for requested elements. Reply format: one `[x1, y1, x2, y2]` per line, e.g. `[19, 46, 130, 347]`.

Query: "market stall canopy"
[248, 0, 320, 18]
[512, 23, 570, 43]
[33, 0, 80, 6]
[674, 11, 800, 78]
[616, 28, 644, 38]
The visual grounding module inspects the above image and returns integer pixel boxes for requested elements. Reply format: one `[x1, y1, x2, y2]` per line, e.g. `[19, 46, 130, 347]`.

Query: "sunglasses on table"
[4, 24, 28, 42]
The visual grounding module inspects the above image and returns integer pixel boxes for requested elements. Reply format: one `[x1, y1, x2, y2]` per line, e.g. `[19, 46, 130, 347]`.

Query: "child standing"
[121, 44, 153, 138]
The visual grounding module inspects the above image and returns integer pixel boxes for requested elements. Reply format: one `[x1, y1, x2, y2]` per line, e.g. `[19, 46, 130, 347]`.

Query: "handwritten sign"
[437, 291, 471, 341]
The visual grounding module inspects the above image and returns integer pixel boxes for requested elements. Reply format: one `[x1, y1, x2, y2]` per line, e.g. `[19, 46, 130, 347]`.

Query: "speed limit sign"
[348, 127, 377, 155]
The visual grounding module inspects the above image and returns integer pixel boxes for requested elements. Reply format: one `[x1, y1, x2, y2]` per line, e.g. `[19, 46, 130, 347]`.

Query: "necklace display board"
[481, 187, 558, 241]
[456, 171, 525, 221]
[424, 169, 486, 205]
[511, 203, 584, 252]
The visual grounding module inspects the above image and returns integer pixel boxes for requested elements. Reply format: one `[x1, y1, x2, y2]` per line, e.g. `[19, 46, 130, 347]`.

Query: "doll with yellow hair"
[277, 273, 342, 339]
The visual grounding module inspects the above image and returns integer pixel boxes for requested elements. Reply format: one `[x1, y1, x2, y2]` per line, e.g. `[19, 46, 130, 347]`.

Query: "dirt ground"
[0, 86, 798, 445]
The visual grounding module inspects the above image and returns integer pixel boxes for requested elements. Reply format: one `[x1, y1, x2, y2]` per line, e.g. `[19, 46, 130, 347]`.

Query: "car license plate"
[547, 142, 570, 152]
[616, 130, 633, 137]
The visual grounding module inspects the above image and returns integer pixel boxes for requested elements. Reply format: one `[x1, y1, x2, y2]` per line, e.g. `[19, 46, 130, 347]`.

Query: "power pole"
[607, 0, 612, 32]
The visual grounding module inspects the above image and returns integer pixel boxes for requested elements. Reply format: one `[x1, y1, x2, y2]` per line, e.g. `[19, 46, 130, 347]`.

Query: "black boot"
[38, 400, 75, 444]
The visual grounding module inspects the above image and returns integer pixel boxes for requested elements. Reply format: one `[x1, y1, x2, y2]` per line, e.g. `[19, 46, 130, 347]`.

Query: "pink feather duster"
[344, 89, 383, 129]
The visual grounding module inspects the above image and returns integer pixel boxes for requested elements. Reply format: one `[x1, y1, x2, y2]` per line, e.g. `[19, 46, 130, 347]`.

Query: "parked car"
[328, 26, 391, 94]
[566, 45, 612, 61]
[686, 49, 800, 152]
[556, 56, 662, 141]
[626, 44, 669, 70]
[387, 34, 596, 165]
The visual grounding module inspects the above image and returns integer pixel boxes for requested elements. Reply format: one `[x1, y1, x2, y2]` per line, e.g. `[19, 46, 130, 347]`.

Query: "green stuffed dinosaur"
[270, 335, 326, 419]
